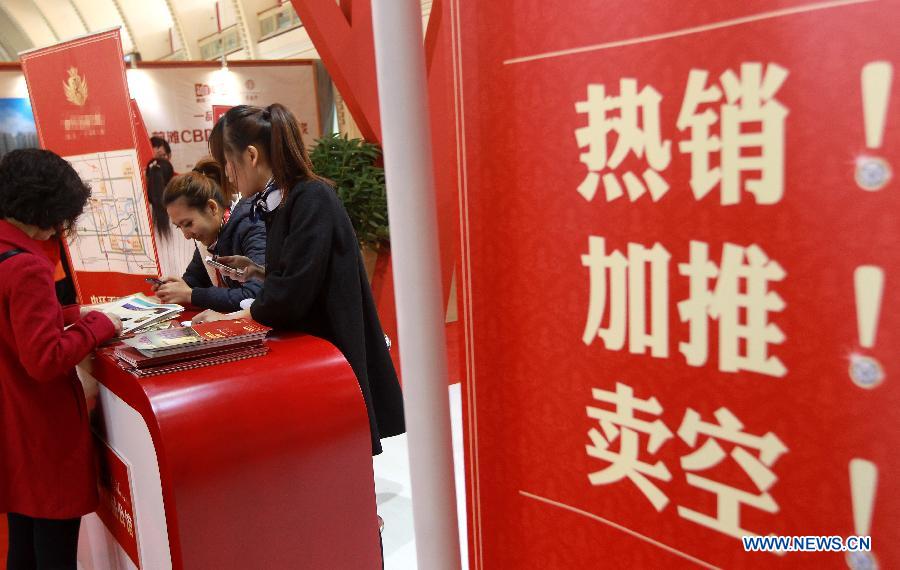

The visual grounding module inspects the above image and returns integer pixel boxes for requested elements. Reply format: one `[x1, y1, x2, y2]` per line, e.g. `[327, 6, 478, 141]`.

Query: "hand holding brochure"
[87, 294, 184, 335]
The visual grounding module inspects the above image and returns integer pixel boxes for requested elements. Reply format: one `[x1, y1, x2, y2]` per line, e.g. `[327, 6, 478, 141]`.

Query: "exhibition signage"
[455, 1, 897, 568]
[21, 29, 161, 303]
[129, 62, 321, 173]
[96, 438, 142, 568]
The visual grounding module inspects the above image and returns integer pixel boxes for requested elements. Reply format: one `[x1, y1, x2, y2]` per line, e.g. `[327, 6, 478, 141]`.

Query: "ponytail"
[145, 158, 174, 239]
[163, 157, 227, 210]
[191, 157, 226, 193]
[267, 103, 324, 192]
[210, 103, 329, 197]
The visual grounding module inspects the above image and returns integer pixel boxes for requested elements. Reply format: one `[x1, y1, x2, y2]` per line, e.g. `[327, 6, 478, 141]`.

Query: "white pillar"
[371, 1, 462, 569]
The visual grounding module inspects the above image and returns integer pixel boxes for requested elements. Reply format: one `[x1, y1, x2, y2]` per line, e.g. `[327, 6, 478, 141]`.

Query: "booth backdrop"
[126, 61, 324, 173]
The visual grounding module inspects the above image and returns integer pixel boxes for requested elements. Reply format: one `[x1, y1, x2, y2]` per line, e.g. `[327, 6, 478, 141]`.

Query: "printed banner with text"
[21, 30, 160, 304]
[127, 63, 321, 173]
[456, 1, 898, 568]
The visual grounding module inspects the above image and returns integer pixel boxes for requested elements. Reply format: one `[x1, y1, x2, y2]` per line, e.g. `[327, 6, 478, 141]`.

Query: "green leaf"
[311, 134, 390, 248]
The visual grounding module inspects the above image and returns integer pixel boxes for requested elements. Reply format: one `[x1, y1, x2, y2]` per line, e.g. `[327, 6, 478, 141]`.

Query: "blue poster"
[0, 98, 38, 158]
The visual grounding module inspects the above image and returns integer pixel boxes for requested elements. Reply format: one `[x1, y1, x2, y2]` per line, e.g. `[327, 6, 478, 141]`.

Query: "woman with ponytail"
[151, 157, 267, 312]
[196, 104, 405, 456]
[145, 157, 195, 278]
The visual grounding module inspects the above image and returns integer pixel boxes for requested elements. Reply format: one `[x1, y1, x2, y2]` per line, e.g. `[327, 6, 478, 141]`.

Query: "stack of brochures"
[111, 318, 271, 377]
[88, 294, 184, 336]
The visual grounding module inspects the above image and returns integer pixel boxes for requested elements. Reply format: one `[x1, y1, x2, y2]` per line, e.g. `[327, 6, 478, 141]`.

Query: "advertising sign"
[128, 63, 320, 172]
[96, 437, 142, 568]
[455, 1, 898, 568]
[21, 30, 160, 303]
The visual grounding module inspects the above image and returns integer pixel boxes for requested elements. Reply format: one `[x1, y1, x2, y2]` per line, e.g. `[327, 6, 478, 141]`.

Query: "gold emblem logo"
[63, 67, 88, 106]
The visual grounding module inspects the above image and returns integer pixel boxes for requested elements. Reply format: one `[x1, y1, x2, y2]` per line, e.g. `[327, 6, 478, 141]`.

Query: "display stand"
[75, 333, 382, 569]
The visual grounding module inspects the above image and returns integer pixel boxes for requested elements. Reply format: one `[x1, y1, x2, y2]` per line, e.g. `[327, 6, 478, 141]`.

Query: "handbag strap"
[0, 249, 24, 264]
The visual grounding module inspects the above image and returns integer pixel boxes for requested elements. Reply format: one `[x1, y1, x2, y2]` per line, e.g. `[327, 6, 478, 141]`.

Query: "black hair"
[163, 157, 227, 210]
[145, 158, 175, 238]
[0, 148, 90, 234]
[209, 103, 328, 195]
[150, 136, 172, 156]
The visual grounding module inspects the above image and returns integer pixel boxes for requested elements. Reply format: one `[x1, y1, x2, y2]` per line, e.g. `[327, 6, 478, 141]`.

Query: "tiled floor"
[374, 383, 469, 569]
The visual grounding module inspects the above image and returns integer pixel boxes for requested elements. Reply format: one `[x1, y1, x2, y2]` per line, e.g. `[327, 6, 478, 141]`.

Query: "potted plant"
[309, 133, 390, 281]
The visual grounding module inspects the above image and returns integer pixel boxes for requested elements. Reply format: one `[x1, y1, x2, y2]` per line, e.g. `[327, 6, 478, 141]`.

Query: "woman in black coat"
[193, 104, 405, 455]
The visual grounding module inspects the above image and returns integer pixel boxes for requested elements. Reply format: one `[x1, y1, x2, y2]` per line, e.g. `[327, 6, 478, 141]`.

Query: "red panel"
[292, 0, 462, 334]
[425, 0, 463, 371]
[212, 105, 233, 123]
[96, 440, 141, 568]
[131, 99, 154, 170]
[21, 31, 134, 156]
[370, 250, 401, 381]
[0, 516, 6, 570]
[457, 1, 898, 569]
[20, 31, 159, 303]
[289, 0, 381, 142]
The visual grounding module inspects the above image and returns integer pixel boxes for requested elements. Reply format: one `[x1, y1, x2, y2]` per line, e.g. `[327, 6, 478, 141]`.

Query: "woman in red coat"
[0, 149, 122, 570]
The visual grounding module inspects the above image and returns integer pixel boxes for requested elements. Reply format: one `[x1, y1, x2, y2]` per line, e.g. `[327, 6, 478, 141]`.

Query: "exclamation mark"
[849, 266, 885, 389]
[846, 459, 878, 570]
[856, 61, 893, 191]
[854, 266, 884, 349]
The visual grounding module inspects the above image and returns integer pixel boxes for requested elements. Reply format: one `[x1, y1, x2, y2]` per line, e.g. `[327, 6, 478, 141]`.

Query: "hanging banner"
[130, 99, 155, 172]
[456, 1, 897, 569]
[21, 30, 160, 304]
[127, 62, 321, 172]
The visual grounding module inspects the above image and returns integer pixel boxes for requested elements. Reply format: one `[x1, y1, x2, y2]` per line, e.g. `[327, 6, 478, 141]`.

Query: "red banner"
[21, 30, 160, 304]
[131, 99, 154, 173]
[96, 438, 141, 568]
[456, 1, 897, 568]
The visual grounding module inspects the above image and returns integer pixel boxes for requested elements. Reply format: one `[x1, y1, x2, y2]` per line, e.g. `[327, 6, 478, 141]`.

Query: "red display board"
[78, 333, 383, 569]
[131, 98, 155, 172]
[455, 1, 897, 568]
[211, 104, 233, 124]
[21, 30, 160, 304]
[96, 438, 141, 568]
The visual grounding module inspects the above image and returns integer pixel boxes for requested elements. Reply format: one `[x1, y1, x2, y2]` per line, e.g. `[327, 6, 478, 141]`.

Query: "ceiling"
[0, 0, 433, 62]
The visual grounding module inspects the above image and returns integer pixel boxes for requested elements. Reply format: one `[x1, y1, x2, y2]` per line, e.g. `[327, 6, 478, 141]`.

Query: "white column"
[371, 1, 462, 569]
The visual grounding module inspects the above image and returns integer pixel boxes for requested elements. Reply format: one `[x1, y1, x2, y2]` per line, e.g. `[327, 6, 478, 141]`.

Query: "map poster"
[21, 29, 160, 303]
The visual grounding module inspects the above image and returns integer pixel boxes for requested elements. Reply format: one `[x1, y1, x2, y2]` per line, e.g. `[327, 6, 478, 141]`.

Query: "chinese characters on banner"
[456, 1, 897, 568]
[129, 64, 321, 173]
[95, 438, 141, 568]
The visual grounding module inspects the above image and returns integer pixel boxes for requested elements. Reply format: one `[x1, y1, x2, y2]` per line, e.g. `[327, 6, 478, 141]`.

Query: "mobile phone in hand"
[145, 277, 164, 286]
[205, 255, 245, 275]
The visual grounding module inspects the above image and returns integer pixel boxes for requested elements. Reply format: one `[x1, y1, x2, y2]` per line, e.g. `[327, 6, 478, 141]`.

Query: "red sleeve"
[62, 304, 82, 325]
[9, 263, 116, 383]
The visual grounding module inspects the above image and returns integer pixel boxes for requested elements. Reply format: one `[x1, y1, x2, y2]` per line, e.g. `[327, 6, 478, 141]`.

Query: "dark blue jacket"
[182, 198, 267, 312]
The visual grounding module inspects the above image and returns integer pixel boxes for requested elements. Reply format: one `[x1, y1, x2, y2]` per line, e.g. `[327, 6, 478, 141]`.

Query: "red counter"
[76, 333, 382, 569]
